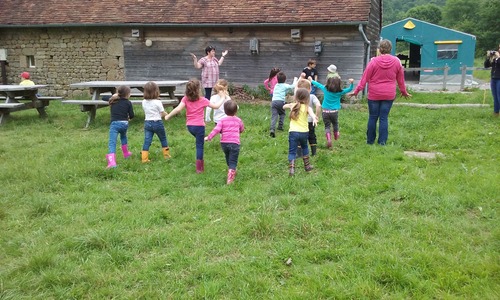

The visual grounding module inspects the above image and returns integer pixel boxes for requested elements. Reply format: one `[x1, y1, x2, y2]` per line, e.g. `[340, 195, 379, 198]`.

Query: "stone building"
[0, 1, 382, 97]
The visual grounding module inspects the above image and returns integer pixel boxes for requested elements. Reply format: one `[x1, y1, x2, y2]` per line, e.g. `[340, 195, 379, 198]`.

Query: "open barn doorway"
[395, 39, 422, 83]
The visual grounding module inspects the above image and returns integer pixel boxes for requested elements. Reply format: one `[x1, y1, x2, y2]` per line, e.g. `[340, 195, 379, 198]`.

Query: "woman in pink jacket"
[351, 40, 411, 145]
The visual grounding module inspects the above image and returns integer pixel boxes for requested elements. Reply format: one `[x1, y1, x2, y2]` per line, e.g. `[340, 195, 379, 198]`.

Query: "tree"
[405, 4, 442, 24]
[441, 0, 479, 34]
[475, 0, 500, 55]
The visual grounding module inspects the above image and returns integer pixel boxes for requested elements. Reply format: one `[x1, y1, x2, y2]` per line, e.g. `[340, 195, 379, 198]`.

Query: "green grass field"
[0, 90, 499, 299]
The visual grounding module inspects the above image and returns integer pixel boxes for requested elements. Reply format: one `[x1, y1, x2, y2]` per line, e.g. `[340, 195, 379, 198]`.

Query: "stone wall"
[0, 27, 124, 97]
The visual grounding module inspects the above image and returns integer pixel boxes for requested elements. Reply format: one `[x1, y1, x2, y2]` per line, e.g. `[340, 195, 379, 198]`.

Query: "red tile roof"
[0, 0, 373, 26]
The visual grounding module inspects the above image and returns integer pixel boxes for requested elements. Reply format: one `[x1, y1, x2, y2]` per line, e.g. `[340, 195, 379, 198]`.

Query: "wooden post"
[443, 65, 448, 90]
[460, 65, 467, 90]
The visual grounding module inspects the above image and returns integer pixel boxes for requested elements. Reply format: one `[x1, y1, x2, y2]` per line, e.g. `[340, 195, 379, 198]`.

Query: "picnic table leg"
[28, 93, 48, 119]
[0, 112, 8, 125]
[85, 108, 97, 128]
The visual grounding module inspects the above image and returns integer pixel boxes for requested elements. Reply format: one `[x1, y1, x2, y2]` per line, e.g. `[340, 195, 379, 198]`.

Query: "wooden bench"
[62, 99, 178, 128]
[0, 96, 63, 101]
[0, 103, 25, 109]
[104, 93, 184, 101]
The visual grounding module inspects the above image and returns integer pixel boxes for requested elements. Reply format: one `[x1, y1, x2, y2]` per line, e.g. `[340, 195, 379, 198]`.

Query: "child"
[295, 79, 321, 156]
[205, 100, 245, 184]
[164, 79, 224, 173]
[205, 79, 232, 124]
[283, 88, 318, 176]
[310, 77, 354, 149]
[301, 59, 318, 94]
[141, 81, 170, 163]
[270, 71, 297, 138]
[106, 85, 134, 169]
[19, 72, 35, 86]
[263, 67, 280, 98]
[326, 64, 341, 80]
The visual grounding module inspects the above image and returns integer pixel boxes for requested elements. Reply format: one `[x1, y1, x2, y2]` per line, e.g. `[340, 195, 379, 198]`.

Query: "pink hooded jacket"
[353, 54, 409, 100]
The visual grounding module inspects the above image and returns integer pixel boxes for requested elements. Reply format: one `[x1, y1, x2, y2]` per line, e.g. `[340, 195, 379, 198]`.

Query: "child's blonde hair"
[296, 78, 311, 91]
[290, 88, 310, 120]
[213, 79, 229, 94]
[185, 79, 202, 101]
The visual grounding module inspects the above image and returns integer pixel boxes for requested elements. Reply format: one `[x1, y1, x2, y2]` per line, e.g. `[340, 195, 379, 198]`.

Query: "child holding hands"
[164, 79, 224, 173]
[310, 77, 354, 149]
[283, 88, 318, 176]
[205, 79, 232, 124]
[141, 81, 170, 163]
[270, 71, 298, 138]
[205, 100, 245, 184]
[106, 85, 134, 169]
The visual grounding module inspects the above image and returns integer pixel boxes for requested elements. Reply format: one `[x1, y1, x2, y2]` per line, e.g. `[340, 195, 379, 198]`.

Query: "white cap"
[327, 64, 337, 73]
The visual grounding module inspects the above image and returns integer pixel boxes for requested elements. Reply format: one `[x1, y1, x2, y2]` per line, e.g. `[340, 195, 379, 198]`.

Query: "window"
[437, 44, 458, 60]
[27, 55, 36, 68]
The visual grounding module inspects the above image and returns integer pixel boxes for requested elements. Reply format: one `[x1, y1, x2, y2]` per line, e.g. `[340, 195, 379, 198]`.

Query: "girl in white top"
[205, 79, 232, 124]
[141, 81, 170, 163]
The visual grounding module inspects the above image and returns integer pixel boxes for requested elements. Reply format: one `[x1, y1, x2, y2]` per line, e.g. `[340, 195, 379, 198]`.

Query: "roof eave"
[0, 21, 368, 29]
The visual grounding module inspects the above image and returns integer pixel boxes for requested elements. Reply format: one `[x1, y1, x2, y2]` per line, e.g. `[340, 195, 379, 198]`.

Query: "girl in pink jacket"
[205, 100, 245, 184]
[264, 67, 281, 98]
[351, 39, 411, 145]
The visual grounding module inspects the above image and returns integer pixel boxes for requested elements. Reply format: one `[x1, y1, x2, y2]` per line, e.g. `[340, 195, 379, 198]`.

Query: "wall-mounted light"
[314, 41, 323, 56]
[250, 38, 259, 55]
[145, 39, 153, 47]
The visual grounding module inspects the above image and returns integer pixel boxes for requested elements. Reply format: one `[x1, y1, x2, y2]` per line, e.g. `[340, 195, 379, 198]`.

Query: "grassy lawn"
[0, 89, 499, 299]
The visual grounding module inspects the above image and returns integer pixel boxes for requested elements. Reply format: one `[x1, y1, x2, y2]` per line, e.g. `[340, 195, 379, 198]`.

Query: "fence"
[404, 66, 490, 91]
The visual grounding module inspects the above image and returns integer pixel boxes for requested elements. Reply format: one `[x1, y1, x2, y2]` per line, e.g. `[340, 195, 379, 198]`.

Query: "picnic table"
[64, 80, 187, 128]
[0, 85, 61, 125]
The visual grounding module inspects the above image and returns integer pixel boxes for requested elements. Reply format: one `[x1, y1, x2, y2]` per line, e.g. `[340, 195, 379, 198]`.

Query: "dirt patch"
[230, 87, 270, 105]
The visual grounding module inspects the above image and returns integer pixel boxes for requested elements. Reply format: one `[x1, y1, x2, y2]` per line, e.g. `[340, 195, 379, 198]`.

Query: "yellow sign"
[403, 21, 416, 30]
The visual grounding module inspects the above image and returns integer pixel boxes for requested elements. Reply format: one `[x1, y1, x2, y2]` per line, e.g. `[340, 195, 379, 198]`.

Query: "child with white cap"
[326, 65, 340, 81]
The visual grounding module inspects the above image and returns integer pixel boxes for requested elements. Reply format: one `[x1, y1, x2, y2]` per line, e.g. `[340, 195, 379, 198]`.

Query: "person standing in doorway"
[190, 46, 228, 99]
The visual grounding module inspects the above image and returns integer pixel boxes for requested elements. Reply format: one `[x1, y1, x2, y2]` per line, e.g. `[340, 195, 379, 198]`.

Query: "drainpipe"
[358, 24, 371, 96]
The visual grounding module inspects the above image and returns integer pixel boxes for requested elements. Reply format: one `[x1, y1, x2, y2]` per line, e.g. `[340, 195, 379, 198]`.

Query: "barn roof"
[0, 0, 373, 27]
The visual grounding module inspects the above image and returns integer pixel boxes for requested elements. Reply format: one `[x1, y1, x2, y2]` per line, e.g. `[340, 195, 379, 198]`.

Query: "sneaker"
[277, 127, 284, 131]
[270, 131, 275, 138]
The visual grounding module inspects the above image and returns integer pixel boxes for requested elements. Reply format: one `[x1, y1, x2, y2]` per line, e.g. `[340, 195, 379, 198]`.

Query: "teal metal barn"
[381, 18, 476, 86]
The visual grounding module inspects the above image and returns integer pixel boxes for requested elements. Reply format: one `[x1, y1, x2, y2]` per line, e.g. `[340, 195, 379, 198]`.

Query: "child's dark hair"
[290, 88, 310, 120]
[185, 79, 202, 101]
[109, 85, 131, 104]
[277, 71, 286, 83]
[268, 67, 281, 81]
[143, 81, 160, 100]
[326, 77, 342, 93]
[307, 59, 317, 66]
[224, 100, 238, 116]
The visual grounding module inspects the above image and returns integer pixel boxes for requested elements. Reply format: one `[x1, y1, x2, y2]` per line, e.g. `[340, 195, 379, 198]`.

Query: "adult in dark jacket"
[484, 44, 500, 117]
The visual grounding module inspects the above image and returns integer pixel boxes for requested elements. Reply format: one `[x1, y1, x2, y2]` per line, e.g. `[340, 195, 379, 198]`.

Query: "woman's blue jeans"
[288, 131, 309, 160]
[491, 78, 500, 113]
[108, 121, 129, 153]
[187, 125, 205, 160]
[142, 120, 168, 151]
[367, 100, 394, 145]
